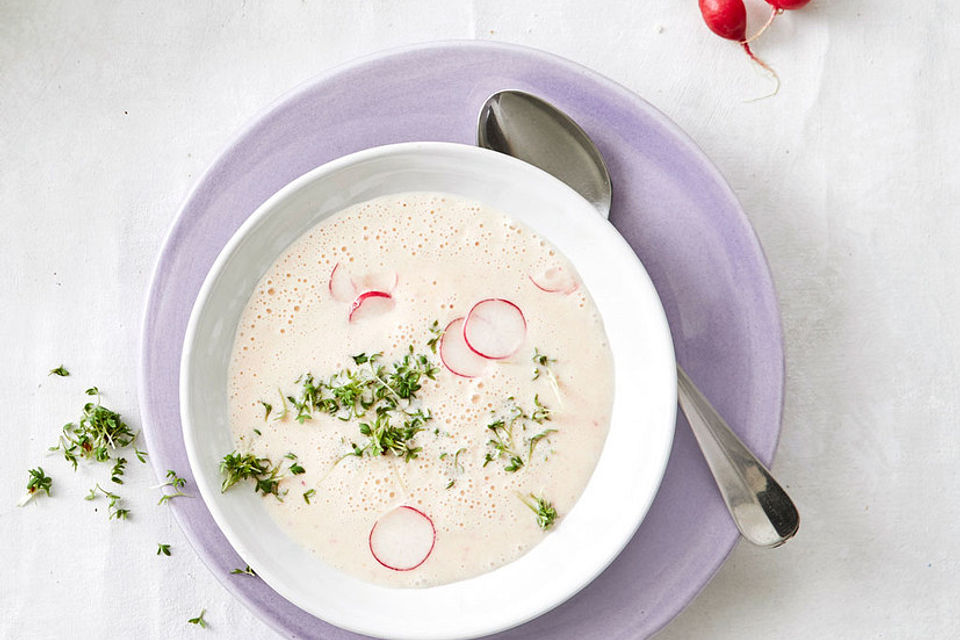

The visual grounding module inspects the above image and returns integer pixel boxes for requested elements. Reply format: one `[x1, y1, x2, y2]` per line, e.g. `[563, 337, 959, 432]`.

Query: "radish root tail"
[744, 7, 780, 45]
[741, 41, 781, 99]
[741, 41, 776, 76]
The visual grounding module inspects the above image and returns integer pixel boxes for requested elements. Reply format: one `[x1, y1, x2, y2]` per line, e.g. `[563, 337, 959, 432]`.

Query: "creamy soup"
[225, 192, 614, 587]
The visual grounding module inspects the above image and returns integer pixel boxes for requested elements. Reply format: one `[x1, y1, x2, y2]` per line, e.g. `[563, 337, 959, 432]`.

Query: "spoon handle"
[676, 365, 799, 547]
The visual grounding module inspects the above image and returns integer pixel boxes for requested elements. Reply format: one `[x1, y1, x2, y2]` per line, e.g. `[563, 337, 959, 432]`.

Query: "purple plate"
[139, 41, 783, 640]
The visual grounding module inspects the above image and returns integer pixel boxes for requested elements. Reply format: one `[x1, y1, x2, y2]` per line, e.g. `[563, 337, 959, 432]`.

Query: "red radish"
[368, 506, 436, 571]
[362, 270, 399, 292]
[529, 266, 578, 295]
[698, 0, 779, 85]
[765, 0, 810, 8]
[439, 317, 488, 378]
[699, 0, 747, 40]
[328, 263, 358, 303]
[463, 298, 526, 360]
[348, 291, 395, 322]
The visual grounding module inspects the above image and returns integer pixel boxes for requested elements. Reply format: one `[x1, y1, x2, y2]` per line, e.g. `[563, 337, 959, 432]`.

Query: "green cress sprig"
[18, 467, 53, 506]
[187, 609, 208, 628]
[531, 349, 555, 381]
[284, 453, 306, 475]
[259, 400, 272, 421]
[426, 320, 442, 353]
[85, 483, 130, 520]
[219, 449, 313, 501]
[483, 396, 555, 472]
[219, 451, 284, 499]
[50, 387, 147, 471]
[351, 406, 432, 462]
[532, 348, 564, 408]
[156, 469, 191, 505]
[440, 447, 467, 489]
[518, 493, 558, 530]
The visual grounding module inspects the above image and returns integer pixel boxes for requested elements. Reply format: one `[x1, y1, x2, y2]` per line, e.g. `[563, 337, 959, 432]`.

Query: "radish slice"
[362, 271, 399, 292]
[368, 506, 436, 571]
[348, 291, 395, 322]
[328, 263, 358, 302]
[439, 317, 488, 378]
[463, 299, 526, 360]
[529, 266, 578, 294]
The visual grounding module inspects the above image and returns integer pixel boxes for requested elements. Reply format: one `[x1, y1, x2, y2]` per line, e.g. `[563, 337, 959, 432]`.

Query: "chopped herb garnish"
[484, 397, 554, 472]
[255, 468, 284, 499]
[86, 483, 130, 520]
[531, 348, 564, 407]
[110, 457, 127, 484]
[271, 390, 288, 421]
[530, 394, 551, 424]
[230, 565, 257, 576]
[27, 467, 53, 495]
[452, 447, 466, 472]
[157, 469, 190, 504]
[157, 543, 171, 556]
[252, 428, 262, 436]
[504, 456, 524, 472]
[531, 348, 555, 380]
[485, 417, 520, 471]
[219, 451, 269, 492]
[49, 365, 70, 377]
[519, 493, 558, 530]
[277, 334, 439, 464]
[18, 467, 52, 506]
[283, 453, 306, 475]
[239, 328, 442, 492]
[527, 428, 558, 460]
[426, 320, 442, 353]
[440, 447, 467, 488]
[303, 488, 316, 504]
[187, 609, 207, 628]
[259, 400, 272, 421]
[219, 451, 284, 499]
[50, 388, 140, 471]
[351, 407, 430, 461]
[286, 372, 324, 424]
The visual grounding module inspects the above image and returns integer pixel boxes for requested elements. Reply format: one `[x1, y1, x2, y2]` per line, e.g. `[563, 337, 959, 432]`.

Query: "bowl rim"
[179, 140, 677, 640]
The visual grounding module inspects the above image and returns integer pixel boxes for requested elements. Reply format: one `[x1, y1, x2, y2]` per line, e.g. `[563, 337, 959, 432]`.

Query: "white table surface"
[3, 1, 958, 638]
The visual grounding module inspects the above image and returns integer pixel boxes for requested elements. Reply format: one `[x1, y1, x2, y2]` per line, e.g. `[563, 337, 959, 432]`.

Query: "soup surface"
[226, 192, 614, 587]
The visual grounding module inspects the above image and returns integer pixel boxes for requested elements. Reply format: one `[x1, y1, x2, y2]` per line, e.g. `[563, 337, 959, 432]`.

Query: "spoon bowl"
[479, 91, 612, 215]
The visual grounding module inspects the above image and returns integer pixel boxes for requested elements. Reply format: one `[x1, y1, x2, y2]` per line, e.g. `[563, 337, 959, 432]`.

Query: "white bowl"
[180, 142, 676, 640]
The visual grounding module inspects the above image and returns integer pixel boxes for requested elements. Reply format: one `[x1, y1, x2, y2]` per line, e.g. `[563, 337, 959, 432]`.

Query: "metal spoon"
[478, 90, 799, 547]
